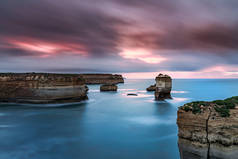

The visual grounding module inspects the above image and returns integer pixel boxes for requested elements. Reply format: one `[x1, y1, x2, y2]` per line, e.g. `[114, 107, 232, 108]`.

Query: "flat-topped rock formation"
[100, 84, 117, 92]
[0, 73, 88, 104]
[80, 74, 124, 84]
[177, 97, 238, 159]
[154, 74, 172, 100]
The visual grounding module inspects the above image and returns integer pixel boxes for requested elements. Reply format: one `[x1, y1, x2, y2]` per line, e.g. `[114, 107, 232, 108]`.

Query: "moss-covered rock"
[180, 96, 238, 117]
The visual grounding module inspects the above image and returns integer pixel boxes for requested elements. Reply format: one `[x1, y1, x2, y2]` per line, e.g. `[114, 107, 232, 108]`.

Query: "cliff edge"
[177, 96, 238, 159]
[0, 73, 88, 104]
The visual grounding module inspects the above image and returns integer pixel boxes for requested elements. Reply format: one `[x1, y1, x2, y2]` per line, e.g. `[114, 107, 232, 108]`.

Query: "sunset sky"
[1, 0, 238, 78]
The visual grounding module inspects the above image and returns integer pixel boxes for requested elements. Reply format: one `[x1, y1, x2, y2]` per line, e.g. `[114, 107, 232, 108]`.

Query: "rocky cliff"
[177, 97, 238, 159]
[0, 73, 88, 104]
[80, 74, 124, 84]
[154, 74, 172, 100]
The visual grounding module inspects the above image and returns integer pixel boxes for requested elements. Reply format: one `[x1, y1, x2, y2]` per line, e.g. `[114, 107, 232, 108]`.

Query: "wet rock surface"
[177, 97, 238, 159]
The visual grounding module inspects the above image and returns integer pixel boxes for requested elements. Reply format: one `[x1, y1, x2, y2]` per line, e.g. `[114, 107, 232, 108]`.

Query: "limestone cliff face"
[80, 74, 124, 84]
[0, 73, 88, 104]
[177, 98, 238, 159]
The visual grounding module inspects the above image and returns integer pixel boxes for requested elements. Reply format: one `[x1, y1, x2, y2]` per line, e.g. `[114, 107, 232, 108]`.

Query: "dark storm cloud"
[191, 24, 238, 50]
[0, 0, 238, 73]
[0, 48, 34, 57]
[0, 0, 129, 56]
[114, 0, 177, 14]
[125, 23, 238, 51]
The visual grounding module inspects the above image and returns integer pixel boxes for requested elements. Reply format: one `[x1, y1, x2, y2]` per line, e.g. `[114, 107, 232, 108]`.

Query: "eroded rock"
[146, 84, 156, 91]
[154, 74, 172, 100]
[0, 73, 88, 104]
[177, 97, 238, 159]
[100, 84, 117, 91]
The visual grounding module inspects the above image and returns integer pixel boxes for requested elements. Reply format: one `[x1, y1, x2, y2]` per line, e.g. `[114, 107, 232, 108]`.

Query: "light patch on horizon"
[120, 49, 166, 64]
[123, 65, 238, 79]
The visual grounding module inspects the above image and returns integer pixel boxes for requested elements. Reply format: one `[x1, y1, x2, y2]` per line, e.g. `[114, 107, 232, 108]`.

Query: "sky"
[0, 0, 238, 78]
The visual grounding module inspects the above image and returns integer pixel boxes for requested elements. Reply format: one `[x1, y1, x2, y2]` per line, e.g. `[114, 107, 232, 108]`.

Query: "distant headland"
[0, 73, 124, 104]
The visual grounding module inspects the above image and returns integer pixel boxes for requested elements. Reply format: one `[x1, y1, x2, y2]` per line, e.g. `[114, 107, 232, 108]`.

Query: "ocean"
[0, 79, 238, 159]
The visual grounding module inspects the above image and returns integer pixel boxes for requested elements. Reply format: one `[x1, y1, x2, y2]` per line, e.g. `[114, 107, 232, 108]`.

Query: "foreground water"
[0, 79, 238, 159]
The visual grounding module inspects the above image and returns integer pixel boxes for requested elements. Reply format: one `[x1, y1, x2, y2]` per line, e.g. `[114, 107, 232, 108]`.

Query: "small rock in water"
[100, 83, 117, 91]
[146, 84, 156, 91]
[127, 93, 138, 96]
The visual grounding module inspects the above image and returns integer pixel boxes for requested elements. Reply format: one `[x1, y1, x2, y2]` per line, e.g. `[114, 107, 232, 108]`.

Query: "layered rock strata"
[154, 74, 172, 100]
[100, 84, 117, 91]
[80, 74, 124, 84]
[177, 97, 238, 159]
[0, 73, 88, 104]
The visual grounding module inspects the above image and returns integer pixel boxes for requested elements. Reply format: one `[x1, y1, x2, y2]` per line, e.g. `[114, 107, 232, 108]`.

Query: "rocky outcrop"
[154, 74, 172, 100]
[80, 74, 124, 84]
[100, 84, 117, 91]
[0, 73, 88, 104]
[146, 84, 156, 91]
[127, 93, 138, 96]
[177, 97, 238, 159]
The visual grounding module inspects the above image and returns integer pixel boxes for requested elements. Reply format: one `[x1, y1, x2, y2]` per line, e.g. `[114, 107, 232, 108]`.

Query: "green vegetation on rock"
[181, 96, 238, 117]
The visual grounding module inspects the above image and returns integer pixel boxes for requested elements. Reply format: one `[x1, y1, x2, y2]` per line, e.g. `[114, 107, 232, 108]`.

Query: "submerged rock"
[127, 93, 138, 96]
[0, 73, 88, 104]
[177, 97, 238, 159]
[154, 74, 172, 100]
[100, 84, 117, 91]
[146, 84, 156, 91]
[80, 74, 124, 84]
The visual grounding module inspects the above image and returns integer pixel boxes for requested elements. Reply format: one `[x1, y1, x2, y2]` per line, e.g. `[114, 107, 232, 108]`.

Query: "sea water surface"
[0, 79, 238, 159]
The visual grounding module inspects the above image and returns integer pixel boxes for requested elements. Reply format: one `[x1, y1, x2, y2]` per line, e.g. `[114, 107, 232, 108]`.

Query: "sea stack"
[0, 73, 88, 104]
[100, 83, 118, 91]
[154, 74, 172, 100]
[177, 97, 238, 159]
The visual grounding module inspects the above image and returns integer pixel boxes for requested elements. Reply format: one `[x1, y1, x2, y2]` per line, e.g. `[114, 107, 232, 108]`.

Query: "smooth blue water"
[0, 79, 238, 159]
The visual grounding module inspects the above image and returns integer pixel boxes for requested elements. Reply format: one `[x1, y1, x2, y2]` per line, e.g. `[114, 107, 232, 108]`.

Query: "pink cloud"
[4, 38, 88, 57]
[119, 48, 166, 64]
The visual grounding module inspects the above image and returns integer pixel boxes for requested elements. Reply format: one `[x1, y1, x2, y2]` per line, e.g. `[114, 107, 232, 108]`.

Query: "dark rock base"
[178, 138, 238, 159]
[155, 92, 172, 100]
